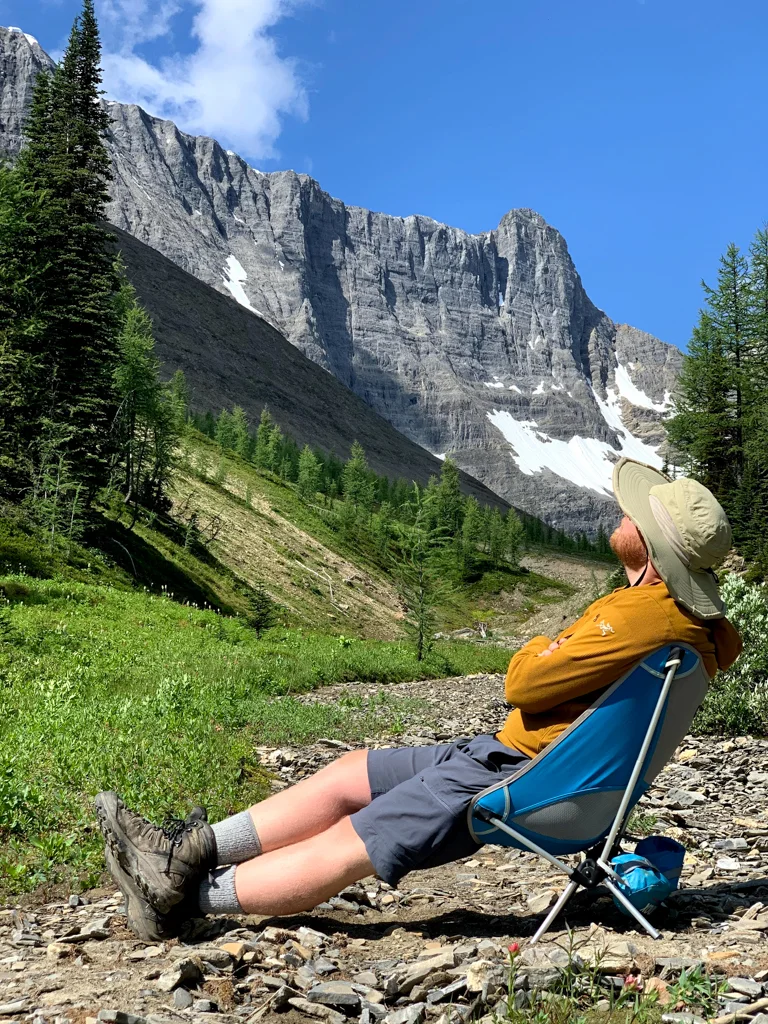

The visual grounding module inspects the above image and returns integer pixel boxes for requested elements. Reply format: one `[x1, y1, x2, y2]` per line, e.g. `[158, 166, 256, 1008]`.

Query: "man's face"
[609, 515, 648, 571]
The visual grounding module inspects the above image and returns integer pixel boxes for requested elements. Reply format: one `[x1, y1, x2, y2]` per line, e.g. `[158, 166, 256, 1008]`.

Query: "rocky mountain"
[0, 27, 682, 535]
[114, 226, 507, 510]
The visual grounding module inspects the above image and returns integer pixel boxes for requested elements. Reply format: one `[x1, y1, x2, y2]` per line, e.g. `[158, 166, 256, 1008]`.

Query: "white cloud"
[97, 0, 308, 160]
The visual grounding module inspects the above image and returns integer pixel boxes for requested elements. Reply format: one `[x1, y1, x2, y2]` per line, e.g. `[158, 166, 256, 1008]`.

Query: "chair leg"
[530, 880, 579, 945]
[602, 878, 662, 940]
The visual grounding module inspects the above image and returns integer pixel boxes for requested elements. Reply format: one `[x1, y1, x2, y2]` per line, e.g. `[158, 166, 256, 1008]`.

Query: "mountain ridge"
[0, 26, 683, 536]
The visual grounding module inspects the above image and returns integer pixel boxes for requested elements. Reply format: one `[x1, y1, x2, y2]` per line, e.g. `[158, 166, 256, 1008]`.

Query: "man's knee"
[322, 749, 371, 810]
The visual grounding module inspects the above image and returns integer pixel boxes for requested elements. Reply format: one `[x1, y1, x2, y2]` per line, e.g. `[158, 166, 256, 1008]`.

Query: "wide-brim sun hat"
[612, 458, 732, 620]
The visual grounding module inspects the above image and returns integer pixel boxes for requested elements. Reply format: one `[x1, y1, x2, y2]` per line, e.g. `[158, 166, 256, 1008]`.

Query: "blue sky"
[5, 0, 767, 350]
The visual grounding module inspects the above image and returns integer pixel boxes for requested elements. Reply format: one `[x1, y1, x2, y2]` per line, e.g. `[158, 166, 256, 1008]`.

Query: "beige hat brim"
[612, 458, 725, 620]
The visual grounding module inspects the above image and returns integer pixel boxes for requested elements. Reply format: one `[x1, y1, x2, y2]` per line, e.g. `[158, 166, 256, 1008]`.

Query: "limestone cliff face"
[1, 28, 682, 535]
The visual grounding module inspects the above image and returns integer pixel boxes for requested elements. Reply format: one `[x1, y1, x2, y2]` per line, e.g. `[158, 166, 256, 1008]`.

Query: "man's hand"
[539, 637, 568, 657]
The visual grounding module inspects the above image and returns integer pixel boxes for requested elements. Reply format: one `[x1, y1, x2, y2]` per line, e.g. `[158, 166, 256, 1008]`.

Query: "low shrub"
[694, 573, 768, 735]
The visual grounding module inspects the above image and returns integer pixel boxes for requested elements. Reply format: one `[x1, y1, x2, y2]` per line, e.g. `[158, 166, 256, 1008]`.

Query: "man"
[96, 457, 743, 941]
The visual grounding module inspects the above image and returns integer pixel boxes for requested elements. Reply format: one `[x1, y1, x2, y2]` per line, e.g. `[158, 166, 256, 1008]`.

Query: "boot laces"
[160, 816, 195, 874]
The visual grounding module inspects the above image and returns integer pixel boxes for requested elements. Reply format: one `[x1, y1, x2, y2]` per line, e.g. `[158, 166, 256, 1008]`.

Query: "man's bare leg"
[246, 749, 372, 853]
[231, 817, 373, 916]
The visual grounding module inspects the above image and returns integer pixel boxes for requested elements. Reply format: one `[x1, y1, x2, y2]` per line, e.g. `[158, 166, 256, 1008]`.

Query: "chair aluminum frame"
[473, 646, 684, 945]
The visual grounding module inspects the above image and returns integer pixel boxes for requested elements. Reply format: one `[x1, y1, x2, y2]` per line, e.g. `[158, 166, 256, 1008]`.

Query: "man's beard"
[610, 525, 649, 572]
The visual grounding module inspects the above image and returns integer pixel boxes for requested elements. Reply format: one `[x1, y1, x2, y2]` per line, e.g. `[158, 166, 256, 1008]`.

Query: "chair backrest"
[469, 643, 709, 855]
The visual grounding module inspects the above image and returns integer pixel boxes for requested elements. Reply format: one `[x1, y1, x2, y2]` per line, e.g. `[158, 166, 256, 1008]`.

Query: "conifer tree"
[215, 409, 236, 451]
[667, 312, 736, 499]
[460, 496, 482, 577]
[266, 424, 284, 473]
[254, 408, 274, 468]
[434, 457, 464, 535]
[343, 441, 374, 511]
[230, 406, 251, 459]
[297, 445, 321, 500]
[16, 0, 118, 495]
[0, 169, 50, 493]
[505, 509, 524, 566]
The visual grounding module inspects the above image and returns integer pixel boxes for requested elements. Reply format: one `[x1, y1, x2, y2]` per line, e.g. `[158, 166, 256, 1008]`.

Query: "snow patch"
[484, 376, 505, 389]
[487, 379, 664, 496]
[498, 291, 505, 307]
[222, 256, 262, 315]
[435, 452, 447, 461]
[591, 384, 665, 469]
[532, 380, 546, 395]
[487, 412, 619, 495]
[550, 383, 565, 391]
[509, 384, 522, 394]
[614, 362, 672, 412]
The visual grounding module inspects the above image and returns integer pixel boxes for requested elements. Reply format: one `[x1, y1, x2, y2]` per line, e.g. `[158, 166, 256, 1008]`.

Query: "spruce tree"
[667, 311, 736, 499]
[0, 168, 50, 493]
[16, 0, 118, 495]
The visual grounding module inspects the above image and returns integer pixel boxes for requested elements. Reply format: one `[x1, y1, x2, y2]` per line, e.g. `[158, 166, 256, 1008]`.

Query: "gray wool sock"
[198, 866, 242, 916]
[212, 810, 262, 865]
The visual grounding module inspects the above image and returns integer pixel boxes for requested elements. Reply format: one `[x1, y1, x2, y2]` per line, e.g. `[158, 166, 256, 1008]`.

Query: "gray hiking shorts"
[350, 735, 529, 886]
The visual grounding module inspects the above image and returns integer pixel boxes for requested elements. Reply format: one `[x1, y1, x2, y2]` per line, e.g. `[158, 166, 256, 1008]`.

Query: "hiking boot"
[95, 791, 216, 915]
[104, 841, 184, 942]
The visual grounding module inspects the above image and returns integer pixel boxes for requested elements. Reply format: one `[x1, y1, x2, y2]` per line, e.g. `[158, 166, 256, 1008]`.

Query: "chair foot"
[530, 880, 579, 945]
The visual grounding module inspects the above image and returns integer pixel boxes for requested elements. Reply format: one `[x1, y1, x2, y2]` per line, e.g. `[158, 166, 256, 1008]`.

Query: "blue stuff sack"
[634, 835, 685, 888]
[609, 837, 684, 916]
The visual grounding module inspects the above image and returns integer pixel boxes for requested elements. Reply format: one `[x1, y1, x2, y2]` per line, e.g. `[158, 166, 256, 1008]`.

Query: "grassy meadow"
[0, 573, 515, 896]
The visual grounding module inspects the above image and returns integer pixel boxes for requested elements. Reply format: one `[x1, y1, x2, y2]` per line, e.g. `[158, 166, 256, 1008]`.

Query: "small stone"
[359, 1002, 387, 1023]
[156, 958, 203, 992]
[716, 857, 741, 872]
[169, 989, 192, 1012]
[385, 1005, 426, 1024]
[661, 1015, 706, 1024]
[46, 943, 70, 959]
[68, 895, 80, 908]
[465, 960, 504, 994]
[748, 772, 768, 785]
[526, 890, 557, 914]
[287, 997, 345, 1024]
[352, 972, 379, 989]
[727, 977, 764, 998]
[0, 1000, 29, 1016]
[294, 965, 319, 991]
[327, 896, 359, 913]
[312, 956, 338, 975]
[665, 789, 706, 809]
[307, 981, 361, 1009]
[191, 1000, 217, 1013]
[97, 1012, 147, 1024]
[271, 986, 300, 1010]
[656, 958, 705, 978]
[397, 952, 456, 995]
[714, 838, 749, 851]
[219, 941, 247, 959]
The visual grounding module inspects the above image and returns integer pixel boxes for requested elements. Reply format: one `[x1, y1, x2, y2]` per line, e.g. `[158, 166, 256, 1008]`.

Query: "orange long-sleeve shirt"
[497, 580, 742, 759]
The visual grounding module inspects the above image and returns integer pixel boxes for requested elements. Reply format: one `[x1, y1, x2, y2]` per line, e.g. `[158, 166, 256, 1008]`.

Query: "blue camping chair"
[469, 644, 709, 943]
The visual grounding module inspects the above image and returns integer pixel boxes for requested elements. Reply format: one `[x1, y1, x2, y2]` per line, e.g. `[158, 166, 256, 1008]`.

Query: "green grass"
[0, 573, 515, 897]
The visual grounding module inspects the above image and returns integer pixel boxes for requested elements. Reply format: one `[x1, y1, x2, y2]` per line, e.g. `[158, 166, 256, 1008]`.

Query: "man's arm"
[504, 604, 657, 713]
